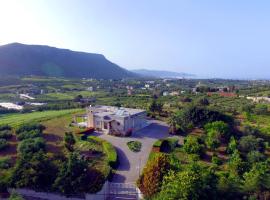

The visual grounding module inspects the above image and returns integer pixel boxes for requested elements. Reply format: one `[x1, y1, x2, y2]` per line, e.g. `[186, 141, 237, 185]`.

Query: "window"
[104, 122, 108, 129]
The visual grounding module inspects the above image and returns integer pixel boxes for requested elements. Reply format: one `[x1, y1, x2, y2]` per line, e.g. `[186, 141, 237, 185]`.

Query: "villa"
[86, 105, 148, 136]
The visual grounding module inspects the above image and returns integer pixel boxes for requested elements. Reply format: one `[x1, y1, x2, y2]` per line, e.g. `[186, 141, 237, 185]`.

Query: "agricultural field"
[0, 109, 83, 127]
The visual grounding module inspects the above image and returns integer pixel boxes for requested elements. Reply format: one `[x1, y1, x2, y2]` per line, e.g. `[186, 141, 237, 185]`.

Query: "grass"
[127, 141, 142, 152]
[0, 109, 83, 127]
[37, 91, 103, 101]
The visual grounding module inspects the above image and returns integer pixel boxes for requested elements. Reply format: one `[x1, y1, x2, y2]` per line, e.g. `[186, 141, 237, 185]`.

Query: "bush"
[8, 191, 25, 200]
[239, 135, 265, 153]
[137, 154, 170, 198]
[183, 136, 204, 156]
[102, 140, 117, 168]
[0, 125, 11, 131]
[0, 156, 12, 169]
[16, 130, 41, 141]
[247, 151, 266, 165]
[17, 137, 46, 155]
[64, 132, 76, 151]
[0, 139, 8, 151]
[166, 137, 179, 150]
[16, 123, 45, 134]
[212, 154, 222, 165]
[11, 151, 57, 190]
[0, 130, 12, 139]
[127, 141, 142, 152]
[153, 140, 162, 148]
[253, 104, 268, 115]
[204, 121, 230, 139]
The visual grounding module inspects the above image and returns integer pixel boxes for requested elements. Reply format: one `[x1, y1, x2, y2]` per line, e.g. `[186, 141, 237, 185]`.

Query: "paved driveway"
[92, 120, 182, 183]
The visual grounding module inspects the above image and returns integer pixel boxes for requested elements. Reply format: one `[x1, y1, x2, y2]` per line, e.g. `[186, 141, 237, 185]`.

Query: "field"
[0, 109, 83, 127]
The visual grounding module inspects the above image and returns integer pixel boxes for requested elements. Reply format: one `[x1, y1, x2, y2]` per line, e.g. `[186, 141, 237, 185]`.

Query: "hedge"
[153, 140, 163, 148]
[102, 140, 118, 169]
[152, 138, 179, 153]
[87, 136, 118, 169]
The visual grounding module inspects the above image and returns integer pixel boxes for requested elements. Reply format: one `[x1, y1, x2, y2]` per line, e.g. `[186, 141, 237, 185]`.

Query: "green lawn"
[0, 109, 83, 127]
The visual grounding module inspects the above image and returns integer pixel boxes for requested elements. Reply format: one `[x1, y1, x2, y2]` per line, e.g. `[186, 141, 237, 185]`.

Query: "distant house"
[86, 105, 148, 136]
[145, 84, 150, 89]
[170, 91, 179, 96]
[247, 96, 270, 103]
[19, 94, 35, 100]
[163, 91, 169, 96]
[86, 86, 94, 91]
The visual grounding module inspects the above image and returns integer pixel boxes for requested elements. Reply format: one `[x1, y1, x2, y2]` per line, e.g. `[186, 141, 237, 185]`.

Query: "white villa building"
[86, 105, 148, 136]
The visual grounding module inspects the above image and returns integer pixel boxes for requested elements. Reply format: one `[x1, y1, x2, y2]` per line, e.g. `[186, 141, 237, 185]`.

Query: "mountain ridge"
[0, 43, 136, 79]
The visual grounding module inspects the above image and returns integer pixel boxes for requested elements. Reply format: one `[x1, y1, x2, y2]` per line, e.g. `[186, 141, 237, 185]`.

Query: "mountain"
[132, 69, 195, 78]
[0, 43, 136, 79]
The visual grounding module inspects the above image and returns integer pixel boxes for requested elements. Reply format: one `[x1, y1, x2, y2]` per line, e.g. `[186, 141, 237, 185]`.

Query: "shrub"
[212, 154, 222, 165]
[16, 123, 45, 134]
[0, 139, 8, 151]
[153, 140, 162, 148]
[0, 156, 12, 169]
[154, 163, 218, 200]
[0, 125, 11, 131]
[11, 151, 57, 190]
[0, 130, 12, 139]
[137, 154, 170, 198]
[64, 132, 76, 151]
[166, 137, 179, 150]
[253, 104, 268, 115]
[239, 135, 265, 153]
[183, 136, 204, 156]
[227, 136, 237, 154]
[102, 140, 117, 168]
[8, 191, 25, 200]
[247, 151, 266, 165]
[16, 130, 41, 141]
[204, 121, 230, 139]
[127, 141, 142, 152]
[17, 137, 46, 155]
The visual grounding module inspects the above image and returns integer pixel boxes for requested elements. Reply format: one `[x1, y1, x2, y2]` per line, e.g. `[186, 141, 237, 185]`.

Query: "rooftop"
[88, 105, 145, 118]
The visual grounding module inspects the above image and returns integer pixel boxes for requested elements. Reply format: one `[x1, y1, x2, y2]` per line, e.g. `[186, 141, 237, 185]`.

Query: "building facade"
[86, 105, 147, 136]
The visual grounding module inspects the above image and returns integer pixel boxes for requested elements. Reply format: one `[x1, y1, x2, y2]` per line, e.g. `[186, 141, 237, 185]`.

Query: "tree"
[11, 151, 57, 190]
[149, 99, 163, 115]
[137, 154, 170, 198]
[64, 132, 76, 151]
[242, 161, 270, 193]
[74, 95, 83, 102]
[239, 135, 265, 153]
[217, 172, 242, 199]
[205, 130, 222, 150]
[228, 150, 245, 175]
[17, 137, 45, 155]
[204, 121, 230, 140]
[254, 104, 268, 115]
[53, 152, 103, 194]
[8, 191, 25, 200]
[227, 136, 237, 154]
[197, 97, 209, 106]
[247, 151, 266, 168]
[183, 136, 204, 156]
[154, 163, 218, 200]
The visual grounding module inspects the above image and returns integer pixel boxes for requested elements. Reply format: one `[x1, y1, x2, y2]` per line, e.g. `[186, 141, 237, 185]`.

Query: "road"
[93, 120, 182, 183]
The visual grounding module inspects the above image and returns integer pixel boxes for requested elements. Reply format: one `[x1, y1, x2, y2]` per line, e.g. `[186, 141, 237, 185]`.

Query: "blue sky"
[0, 0, 270, 78]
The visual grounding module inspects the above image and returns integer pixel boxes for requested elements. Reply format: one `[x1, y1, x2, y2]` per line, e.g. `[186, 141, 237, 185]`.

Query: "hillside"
[132, 69, 195, 78]
[0, 43, 136, 79]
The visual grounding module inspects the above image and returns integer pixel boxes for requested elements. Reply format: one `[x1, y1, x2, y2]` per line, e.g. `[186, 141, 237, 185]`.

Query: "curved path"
[93, 120, 182, 183]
